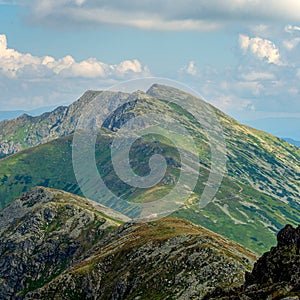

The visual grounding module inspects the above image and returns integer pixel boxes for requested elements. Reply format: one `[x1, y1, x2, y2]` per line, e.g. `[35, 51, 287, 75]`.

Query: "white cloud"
[19, 0, 300, 31]
[0, 34, 149, 79]
[248, 24, 271, 36]
[288, 87, 298, 96]
[239, 35, 283, 65]
[179, 61, 198, 76]
[177, 49, 300, 121]
[75, 0, 85, 6]
[56, 7, 220, 31]
[241, 72, 275, 81]
[283, 38, 300, 50]
[285, 25, 300, 33]
[236, 81, 264, 97]
[283, 25, 300, 50]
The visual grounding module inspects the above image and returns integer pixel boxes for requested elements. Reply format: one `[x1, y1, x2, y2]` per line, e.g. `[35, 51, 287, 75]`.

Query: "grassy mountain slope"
[148, 84, 300, 204]
[0, 129, 299, 254]
[29, 217, 256, 300]
[0, 84, 300, 254]
[0, 187, 256, 299]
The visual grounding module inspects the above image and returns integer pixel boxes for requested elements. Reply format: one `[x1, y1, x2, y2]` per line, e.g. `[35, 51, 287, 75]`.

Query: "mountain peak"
[147, 83, 187, 96]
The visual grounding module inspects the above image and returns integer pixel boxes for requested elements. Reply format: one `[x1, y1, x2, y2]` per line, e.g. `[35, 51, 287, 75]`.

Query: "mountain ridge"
[0, 90, 105, 157]
[284, 137, 300, 148]
[0, 187, 257, 299]
[0, 186, 128, 299]
[0, 105, 60, 122]
[0, 84, 300, 254]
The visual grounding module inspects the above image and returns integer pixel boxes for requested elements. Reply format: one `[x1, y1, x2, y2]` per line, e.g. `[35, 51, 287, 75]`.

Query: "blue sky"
[1, 1, 300, 138]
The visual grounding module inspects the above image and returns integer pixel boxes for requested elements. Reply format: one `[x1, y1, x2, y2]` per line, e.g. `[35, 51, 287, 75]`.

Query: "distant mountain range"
[244, 117, 300, 142]
[0, 84, 300, 255]
[0, 106, 59, 122]
[283, 137, 300, 147]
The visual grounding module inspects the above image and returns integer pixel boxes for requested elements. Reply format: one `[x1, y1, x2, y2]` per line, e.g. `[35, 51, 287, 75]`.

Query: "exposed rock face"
[0, 187, 128, 299]
[0, 90, 129, 157]
[207, 224, 300, 299]
[0, 188, 256, 299]
[27, 219, 256, 300]
[276, 224, 300, 248]
[244, 224, 300, 289]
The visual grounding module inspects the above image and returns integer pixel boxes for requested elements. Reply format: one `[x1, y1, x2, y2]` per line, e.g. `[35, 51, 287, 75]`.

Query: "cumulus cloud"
[178, 43, 300, 120]
[0, 34, 149, 79]
[283, 38, 300, 50]
[19, 0, 300, 31]
[179, 61, 199, 76]
[283, 25, 300, 50]
[239, 35, 283, 65]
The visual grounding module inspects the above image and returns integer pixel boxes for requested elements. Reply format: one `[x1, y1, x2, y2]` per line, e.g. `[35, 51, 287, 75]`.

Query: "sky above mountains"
[1, 1, 300, 138]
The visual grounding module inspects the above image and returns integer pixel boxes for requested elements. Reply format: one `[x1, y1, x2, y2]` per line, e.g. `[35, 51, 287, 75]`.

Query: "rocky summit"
[0, 90, 132, 158]
[0, 187, 257, 299]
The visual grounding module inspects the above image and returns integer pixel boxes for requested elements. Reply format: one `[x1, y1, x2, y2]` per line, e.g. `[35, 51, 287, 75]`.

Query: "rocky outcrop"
[0, 89, 165, 157]
[27, 218, 256, 300]
[244, 224, 300, 288]
[0, 188, 256, 299]
[207, 224, 300, 299]
[0, 187, 128, 299]
[277, 224, 300, 248]
[0, 90, 130, 156]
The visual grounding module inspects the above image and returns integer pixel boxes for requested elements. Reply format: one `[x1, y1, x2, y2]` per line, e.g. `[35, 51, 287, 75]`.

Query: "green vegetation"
[0, 127, 299, 254]
[1, 86, 300, 254]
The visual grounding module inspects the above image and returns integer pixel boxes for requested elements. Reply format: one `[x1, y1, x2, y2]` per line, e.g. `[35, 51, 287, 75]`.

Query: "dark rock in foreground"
[207, 224, 300, 299]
